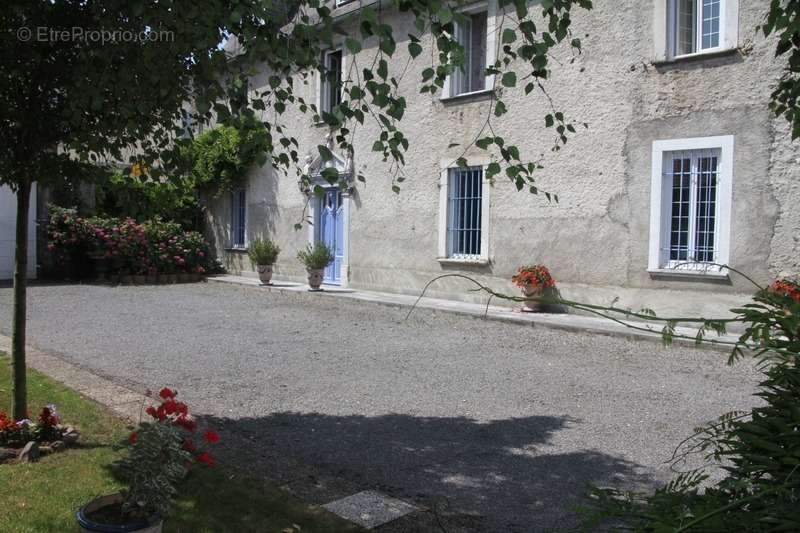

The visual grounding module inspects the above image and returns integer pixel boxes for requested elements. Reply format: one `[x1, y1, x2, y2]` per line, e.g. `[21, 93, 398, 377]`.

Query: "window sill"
[440, 88, 494, 104]
[652, 47, 738, 67]
[438, 257, 490, 267]
[226, 246, 248, 253]
[647, 268, 730, 281]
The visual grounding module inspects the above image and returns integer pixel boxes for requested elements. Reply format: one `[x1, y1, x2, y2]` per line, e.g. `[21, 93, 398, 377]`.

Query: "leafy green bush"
[297, 242, 334, 270]
[94, 172, 203, 231]
[247, 238, 280, 266]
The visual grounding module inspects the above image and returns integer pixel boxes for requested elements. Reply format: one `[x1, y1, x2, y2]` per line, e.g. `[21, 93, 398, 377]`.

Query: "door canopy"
[300, 134, 353, 196]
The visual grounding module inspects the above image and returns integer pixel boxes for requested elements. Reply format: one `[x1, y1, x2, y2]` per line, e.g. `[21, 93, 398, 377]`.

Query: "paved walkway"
[0, 282, 758, 531]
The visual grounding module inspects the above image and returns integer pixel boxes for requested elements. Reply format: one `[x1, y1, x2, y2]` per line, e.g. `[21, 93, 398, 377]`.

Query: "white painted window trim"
[442, 0, 497, 100]
[648, 135, 734, 276]
[437, 157, 491, 264]
[653, 0, 738, 62]
[316, 47, 347, 115]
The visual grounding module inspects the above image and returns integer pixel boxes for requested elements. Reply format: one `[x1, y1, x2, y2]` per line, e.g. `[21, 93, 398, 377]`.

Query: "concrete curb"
[206, 275, 741, 353]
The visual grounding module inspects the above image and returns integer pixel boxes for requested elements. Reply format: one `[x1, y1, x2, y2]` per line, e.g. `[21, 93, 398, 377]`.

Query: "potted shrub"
[297, 242, 334, 291]
[76, 388, 219, 533]
[248, 238, 281, 285]
[511, 265, 556, 312]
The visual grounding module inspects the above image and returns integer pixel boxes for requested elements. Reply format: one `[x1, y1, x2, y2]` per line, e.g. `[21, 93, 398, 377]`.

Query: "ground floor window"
[447, 166, 483, 258]
[649, 136, 734, 273]
[231, 188, 246, 248]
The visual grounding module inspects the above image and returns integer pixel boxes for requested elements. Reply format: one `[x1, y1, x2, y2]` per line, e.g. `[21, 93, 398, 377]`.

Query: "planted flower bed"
[0, 404, 81, 464]
[46, 206, 221, 283]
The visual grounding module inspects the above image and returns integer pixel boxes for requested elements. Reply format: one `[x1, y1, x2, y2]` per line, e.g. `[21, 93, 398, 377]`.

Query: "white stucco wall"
[207, 0, 799, 318]
[0, 184, 37, 280]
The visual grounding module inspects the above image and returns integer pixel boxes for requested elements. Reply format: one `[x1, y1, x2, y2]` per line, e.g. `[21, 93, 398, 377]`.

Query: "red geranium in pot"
[76, 387, 220, 533]
[511, 265, 556, 313]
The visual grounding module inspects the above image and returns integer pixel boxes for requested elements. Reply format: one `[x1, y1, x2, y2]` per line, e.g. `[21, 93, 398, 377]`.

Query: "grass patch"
[0, 352, 361, 532]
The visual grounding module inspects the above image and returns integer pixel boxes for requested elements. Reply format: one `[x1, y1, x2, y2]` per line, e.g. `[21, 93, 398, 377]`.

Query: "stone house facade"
[205, 0, 799, 318]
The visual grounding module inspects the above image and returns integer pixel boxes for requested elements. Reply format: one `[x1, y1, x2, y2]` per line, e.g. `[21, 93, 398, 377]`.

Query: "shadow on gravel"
[203, 412, 654, 532]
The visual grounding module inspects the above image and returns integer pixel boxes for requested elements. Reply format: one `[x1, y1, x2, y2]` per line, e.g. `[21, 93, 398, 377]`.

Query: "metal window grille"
[664, 149, 720, 266]
[452, 11, 487, 95]
[673, 0, 721, 55]
[231, 189, 246, 248]
[447, 167, 483, 258]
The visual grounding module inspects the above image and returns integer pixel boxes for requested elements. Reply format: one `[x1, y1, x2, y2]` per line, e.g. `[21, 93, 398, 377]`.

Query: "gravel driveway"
[0, 282, 760, 531]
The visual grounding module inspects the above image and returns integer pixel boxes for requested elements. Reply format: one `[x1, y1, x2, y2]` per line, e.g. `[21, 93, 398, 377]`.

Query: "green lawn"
[0, 352, 361, 533]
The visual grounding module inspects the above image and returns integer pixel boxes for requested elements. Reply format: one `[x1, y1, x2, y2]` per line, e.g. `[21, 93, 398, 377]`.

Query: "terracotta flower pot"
[521, 283, 545, 313]
[76, 493, 162, 533]
[257, 264, 273, 285]
[307, 268, 324, 290]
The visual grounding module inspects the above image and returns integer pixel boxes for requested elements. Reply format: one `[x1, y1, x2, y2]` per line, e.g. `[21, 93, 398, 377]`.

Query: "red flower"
[182, 439, 196, 453]
[203, 430, 220, 444]
[38, 406, 59, 427]
[175, 415, 197, 432]
[196, 451, 215, 467]
[770, 279, 800, 303]
[511, 265, 555, 290]
[159, 387, 176, 399]
[128, 432, 137, 444]
[145, 406, 158, 419]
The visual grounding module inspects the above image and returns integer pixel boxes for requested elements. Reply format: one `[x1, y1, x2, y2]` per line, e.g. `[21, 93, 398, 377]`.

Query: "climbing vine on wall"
[189, 115, 270, 196]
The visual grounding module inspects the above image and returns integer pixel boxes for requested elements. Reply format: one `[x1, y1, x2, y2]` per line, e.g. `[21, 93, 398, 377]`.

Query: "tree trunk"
[11, 179, 31, 420]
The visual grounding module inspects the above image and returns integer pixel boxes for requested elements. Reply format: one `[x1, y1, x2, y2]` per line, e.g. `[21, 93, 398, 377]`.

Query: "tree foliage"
[764, 0, 800, 138]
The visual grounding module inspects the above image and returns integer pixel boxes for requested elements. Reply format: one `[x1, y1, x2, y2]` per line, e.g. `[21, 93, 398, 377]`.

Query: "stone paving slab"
[208, 274, 740, 351]
[323, 490, 418, 529]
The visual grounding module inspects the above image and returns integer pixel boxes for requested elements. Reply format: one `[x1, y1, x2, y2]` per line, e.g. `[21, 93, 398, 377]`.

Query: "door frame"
[307, 187, 350, 288]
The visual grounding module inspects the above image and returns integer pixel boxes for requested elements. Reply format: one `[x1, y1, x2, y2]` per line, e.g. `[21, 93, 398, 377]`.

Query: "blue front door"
[318, 189, 343, 285]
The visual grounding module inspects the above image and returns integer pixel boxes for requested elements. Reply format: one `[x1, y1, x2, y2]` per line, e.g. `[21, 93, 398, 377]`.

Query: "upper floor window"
[453, 11, 488, 95]
[231, 188, 246, 249]
[443, 1, 497, 99]
[321, 49, 343, 114]
[655, 0, 737, 62]
[649, 136, 734, 274]
[670, 0, 724, 57]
